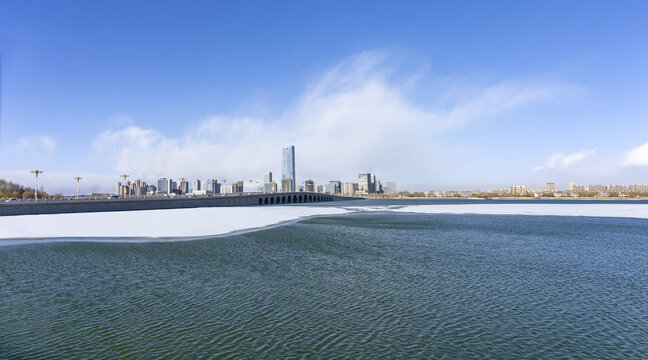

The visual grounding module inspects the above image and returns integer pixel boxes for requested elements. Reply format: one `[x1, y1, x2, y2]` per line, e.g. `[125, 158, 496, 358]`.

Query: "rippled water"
[1, 211, 647, 358]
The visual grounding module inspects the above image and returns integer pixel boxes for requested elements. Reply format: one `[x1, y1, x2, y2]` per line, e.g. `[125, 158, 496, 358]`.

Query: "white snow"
[0, 202, 646, 243]
[0, 206, 350, 241]
[390, 203, 648, 219]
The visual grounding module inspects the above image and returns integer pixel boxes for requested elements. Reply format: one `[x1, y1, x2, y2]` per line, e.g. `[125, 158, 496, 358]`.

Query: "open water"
[1, 201, 647, 359]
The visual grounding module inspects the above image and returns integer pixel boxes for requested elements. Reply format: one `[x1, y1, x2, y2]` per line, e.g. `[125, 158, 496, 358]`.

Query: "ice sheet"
[0, 206, 350, 241]
[390, 203, 648, 219]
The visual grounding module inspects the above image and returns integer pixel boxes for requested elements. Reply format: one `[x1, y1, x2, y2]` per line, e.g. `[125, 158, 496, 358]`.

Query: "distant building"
[281, 178, 293, 193]
[232, 181, 244, 194]
[589, 184, 607, 193]
[342, 182, 358, 196]
[116, 181, 121, 195]
[358, 173, 376, 194]
[608, 184, 628, 193]
[569, 182, 586, 192]
[157, 178, 171, 195]
[629, 184, 648, 193]
[221, 185, 233, 194]
[304, 180, 315, 192]
[325, 181, 341, 194]
[192, 179, 202, 192]
[384, 181, 396, 195]
[263, 172, 272, 184]
[264, 182, 277, 193]
[316, 184, 324, 193]
[178, 179, 189, 195]
[510, 185, 527, 196]
[204, 179, 221, 194]
[545, 182, 556, 193]
[282, 146, 296, 192]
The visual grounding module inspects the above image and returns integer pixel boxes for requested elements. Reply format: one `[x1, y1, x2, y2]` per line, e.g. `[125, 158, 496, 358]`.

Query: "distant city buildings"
[110, 145, 396, 199]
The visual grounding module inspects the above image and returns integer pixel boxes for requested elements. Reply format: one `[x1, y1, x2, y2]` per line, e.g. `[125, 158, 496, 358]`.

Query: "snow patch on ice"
[0, 206, 350, 242]
[390, 203, 648, 219]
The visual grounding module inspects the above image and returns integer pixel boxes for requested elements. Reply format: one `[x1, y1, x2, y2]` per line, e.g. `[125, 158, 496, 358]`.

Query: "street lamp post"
[30, 169, 43, 201]
[74, 176, 82, 200]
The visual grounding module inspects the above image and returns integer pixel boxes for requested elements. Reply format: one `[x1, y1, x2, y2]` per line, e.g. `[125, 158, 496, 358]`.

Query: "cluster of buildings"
[485, 182, 648, 198]
[115, 145, 397, 198]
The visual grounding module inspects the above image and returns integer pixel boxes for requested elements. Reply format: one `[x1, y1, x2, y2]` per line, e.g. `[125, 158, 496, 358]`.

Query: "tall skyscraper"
[264, 172, 272, 184]
[282, 145, 296, 192]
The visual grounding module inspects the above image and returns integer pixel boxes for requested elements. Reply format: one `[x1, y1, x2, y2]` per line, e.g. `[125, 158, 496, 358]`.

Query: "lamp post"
[30, 169, 43, 201]
[73, 176, 82, 200]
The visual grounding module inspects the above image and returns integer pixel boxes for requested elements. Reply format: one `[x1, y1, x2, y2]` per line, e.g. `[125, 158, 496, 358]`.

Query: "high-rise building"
[232, 181, 244, 194]
[178, 179, 189, 195]
[192, 179, 202, 192]
[264, 172, 272, 184]
[116, 182, 121, 195]
[358, 173, 376, 194]
[545, 182, 556, 193]
[281, 178, 293, 193]
[157, 178, 171, 195]
[304, 180, 315, 192]
[204, 179, 220, 194]
[569, 182, 585, 192]
[325, 180, 341, 194]
[282, 146, 296, 192]
[510, 185, 527, 196]
[342, 182, 358, 196]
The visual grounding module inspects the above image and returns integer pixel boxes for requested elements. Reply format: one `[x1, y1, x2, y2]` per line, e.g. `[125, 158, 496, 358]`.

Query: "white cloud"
[623, 142, 648, 166]
[533, 149, 596, 171]
[92, 52, 580, 186]
[17, 135, 57, 154]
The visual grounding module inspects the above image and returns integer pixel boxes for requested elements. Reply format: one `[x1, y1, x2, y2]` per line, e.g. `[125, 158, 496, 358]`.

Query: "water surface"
[1, 209, 647, 358]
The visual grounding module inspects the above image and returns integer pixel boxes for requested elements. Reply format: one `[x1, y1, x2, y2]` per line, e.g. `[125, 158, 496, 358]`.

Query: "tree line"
[0, 179, 52, 199]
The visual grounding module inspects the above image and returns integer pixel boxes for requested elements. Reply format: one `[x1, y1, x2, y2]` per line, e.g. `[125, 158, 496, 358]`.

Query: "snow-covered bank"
[0, 206, 350, 241]
[391, 203, 648, 219]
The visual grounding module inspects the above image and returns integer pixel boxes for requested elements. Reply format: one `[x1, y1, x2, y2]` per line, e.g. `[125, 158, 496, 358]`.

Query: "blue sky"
[0, 0, 647, 193]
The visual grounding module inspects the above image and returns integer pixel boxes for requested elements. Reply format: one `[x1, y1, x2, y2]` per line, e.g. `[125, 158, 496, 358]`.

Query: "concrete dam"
[0, 192, 360, 217]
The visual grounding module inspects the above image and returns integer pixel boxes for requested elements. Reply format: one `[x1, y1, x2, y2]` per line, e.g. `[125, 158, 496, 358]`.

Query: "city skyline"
[0, 2, 647, 194]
